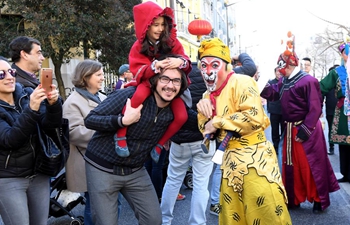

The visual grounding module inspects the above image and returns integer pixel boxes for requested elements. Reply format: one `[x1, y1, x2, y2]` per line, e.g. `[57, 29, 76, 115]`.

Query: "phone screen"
[40, 68, 53, 96]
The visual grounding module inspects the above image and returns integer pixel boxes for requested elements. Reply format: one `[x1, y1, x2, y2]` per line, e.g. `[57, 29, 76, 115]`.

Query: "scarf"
[342, 68, 350, 132]
[75, 87, 101, 104]
[335, 65, 350, 132]
[209, 72, 233, 116]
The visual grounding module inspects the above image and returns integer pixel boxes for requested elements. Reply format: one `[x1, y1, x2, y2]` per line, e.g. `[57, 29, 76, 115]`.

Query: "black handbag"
[35, 118, 70, 177]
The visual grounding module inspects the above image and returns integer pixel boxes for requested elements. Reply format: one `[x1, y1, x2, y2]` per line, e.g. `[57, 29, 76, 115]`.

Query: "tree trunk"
[53, 61, 67, 101]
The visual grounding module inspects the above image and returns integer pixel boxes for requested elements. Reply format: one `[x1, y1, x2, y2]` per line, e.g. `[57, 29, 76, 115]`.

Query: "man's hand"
[231, 55, 241, 67]
[203, 120, 217, 137]
[122, 98, 143, 126]
[197, 99, 213, 118]
[295, 136, 304, 143]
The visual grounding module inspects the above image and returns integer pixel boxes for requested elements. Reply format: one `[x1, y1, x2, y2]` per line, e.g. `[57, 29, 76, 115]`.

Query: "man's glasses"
[158, 75, 181, 86]
[0, 69, 16, 80]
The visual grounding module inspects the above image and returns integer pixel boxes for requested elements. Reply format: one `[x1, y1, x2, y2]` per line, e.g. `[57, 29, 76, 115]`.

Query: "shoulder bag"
[35, 118, 70, 177]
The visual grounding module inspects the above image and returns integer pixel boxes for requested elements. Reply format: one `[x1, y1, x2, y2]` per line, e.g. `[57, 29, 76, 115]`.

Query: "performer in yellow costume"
[196, 38, 292, 225]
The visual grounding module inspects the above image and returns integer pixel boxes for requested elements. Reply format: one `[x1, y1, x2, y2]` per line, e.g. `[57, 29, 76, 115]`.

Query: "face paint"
[200, 57, 226, 92]
[277, 54, 288, 76]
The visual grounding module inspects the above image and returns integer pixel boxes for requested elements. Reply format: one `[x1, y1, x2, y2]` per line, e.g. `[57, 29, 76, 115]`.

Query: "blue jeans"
[160, 141, 214, 225]
[86, 162, 161, 225]
[145, 148, 167, 199]
[0, 174, 50, 225]
[210, 163, 222, 205]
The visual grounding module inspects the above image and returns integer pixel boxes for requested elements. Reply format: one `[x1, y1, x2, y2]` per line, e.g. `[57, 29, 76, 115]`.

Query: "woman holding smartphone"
[0, 56, 62, 225]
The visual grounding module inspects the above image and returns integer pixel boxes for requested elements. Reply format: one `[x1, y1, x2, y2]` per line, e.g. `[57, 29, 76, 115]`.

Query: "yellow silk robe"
[198, 73, 288, 203]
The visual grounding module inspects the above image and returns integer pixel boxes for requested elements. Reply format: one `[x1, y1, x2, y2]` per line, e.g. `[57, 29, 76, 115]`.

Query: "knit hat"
[198, 38, 231, 63]
[119, 64, 129, 75]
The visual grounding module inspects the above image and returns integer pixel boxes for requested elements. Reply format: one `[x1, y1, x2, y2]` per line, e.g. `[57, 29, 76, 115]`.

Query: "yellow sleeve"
[212, 76, 270, 138]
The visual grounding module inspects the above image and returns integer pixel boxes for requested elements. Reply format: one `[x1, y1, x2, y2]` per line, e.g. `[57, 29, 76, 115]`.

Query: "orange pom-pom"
[284, 50, 291, 56]
[281, 40, 284, 45]
[287, 31, 292, 38]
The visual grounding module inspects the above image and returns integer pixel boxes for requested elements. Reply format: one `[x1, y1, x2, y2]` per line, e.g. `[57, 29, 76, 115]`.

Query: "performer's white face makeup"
[200, 57, 226, 92]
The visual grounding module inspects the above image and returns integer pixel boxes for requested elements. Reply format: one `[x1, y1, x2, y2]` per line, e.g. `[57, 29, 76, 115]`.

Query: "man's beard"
[155, 88, 176, 103]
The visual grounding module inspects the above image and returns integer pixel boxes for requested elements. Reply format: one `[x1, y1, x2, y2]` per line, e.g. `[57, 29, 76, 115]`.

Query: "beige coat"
[62, 91, 106, 192]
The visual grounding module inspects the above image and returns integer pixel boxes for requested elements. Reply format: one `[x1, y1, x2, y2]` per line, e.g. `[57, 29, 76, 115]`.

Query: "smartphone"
[40, 68, 53, 96]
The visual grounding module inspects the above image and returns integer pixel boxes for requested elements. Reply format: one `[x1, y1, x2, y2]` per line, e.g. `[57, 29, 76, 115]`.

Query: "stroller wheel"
[70, 218, 83, 225]
[184, 172, 193, 189]
[77, 215, 84, 223]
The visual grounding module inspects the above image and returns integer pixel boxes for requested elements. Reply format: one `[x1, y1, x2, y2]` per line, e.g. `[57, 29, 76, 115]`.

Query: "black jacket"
[325, 88, 337, 116]
[267, 78, 282, 115]
[11, 63, 40, 89]
[0, 83, 62, 178]
[233, 53, 257, 77]
[187, 64, 207, 111]
[171, 64, 206, 144]
[85, 87, 174, 170]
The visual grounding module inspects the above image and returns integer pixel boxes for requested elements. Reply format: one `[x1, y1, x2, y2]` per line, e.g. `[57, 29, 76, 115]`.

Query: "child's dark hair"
[140, 15, 173, 57]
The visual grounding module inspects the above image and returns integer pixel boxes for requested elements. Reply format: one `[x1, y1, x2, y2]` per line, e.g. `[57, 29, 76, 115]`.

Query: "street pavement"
[2, 113, 350, 225]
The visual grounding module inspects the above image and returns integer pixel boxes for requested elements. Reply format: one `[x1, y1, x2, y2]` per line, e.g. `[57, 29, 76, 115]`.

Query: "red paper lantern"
[188, 19, 212, 41]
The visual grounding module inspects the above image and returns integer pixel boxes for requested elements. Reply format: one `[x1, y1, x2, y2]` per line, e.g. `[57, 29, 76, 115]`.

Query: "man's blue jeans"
[210, 163, 222, 205]
[161, 141, 214, 225]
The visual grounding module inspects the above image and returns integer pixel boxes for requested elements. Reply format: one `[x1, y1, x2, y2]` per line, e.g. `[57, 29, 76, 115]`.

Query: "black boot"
[337, 177, 348, 183]
[327, 146, 334, 155]
[313, 201, 322, 214]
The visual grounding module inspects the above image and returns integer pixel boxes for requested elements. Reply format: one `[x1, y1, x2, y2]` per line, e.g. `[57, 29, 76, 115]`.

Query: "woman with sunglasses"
[0, 57, 62, 225]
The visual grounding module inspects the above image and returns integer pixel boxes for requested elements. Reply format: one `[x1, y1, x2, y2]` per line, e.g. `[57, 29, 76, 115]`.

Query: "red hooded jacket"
[129, 1, 191, 84]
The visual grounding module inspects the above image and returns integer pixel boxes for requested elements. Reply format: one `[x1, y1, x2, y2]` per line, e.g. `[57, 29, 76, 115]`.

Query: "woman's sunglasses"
[0, 69, 16, 80]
